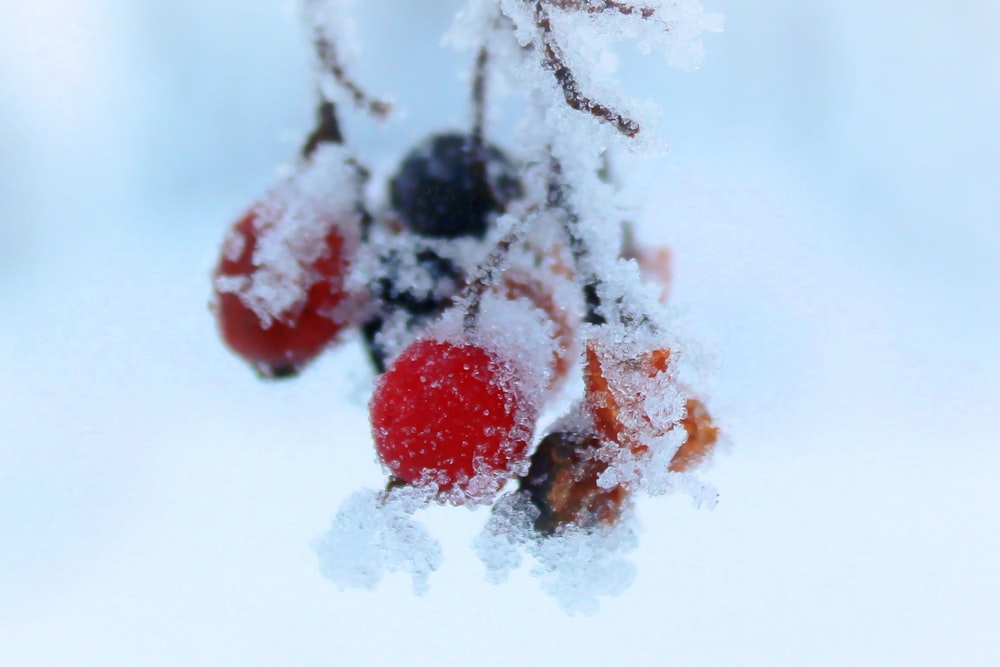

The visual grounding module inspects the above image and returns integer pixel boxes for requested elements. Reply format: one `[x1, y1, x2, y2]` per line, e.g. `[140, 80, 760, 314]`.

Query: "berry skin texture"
[584, 340, 719, 472]
[584, 339, 673, 454]
[370, 339, 535, 500]
[521, 429, 628, 535]
[389, 133, 523, 238]
[668, 397, 720, 472]
[213, 205, 354, 378]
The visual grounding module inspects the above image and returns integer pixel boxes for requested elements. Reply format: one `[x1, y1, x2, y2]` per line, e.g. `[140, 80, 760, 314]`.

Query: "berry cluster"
[211, 0, 722, 601]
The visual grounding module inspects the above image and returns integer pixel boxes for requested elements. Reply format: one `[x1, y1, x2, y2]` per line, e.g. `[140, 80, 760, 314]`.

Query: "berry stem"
[548, 153, 662, 332]
[471, 43, 489, 154]
[300, 97, 375, 242]
[377, 476, 408, 507]
[466, 43, 497, 215]
[301, 98, 344, 157]
[303, 0, 392, 118]
[461, 211, 534, 332]
[546, 155, 606, 325]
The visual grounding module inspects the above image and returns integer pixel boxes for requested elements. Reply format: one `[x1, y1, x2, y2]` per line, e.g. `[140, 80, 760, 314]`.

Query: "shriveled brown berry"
[520, 430, 627, 535]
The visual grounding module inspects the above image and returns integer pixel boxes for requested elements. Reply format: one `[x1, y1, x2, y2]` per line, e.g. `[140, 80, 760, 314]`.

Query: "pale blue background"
[1, 1, 997, 665]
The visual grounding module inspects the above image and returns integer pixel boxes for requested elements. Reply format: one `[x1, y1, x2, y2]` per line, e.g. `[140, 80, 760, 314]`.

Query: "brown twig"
[312, 32, 392, 118]
[546, 0, 656, 20]
[546, 156, 607, 325]
[461, 211, 535, 332]
[303, 0, 391, 118]
[533, 0, 641, 138]
[301, 99, 343, 158]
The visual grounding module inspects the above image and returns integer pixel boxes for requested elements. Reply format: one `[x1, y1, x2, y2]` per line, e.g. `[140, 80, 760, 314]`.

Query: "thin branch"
[312, 31, 392, 118]
[533, 1, 641, 138]
[546, 156, 607, 325]
[301, 99, 343, 158]
[461, 212, 535, 332]
[471, 44, 490, 150]
[546, 0, 657, 20]
[303, 0, 391, 118]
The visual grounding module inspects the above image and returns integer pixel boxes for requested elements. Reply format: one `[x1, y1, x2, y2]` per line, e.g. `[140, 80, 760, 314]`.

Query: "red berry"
[213, 190, 359, 378]
[370, 338, 535, 500]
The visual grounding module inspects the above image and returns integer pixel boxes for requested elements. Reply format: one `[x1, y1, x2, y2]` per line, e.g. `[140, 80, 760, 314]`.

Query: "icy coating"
[313, 487, 442, 595]
[210, 0, 726, 612]
[214, 145, 362, 326]
[475, 491, 638, 615]
[448, 0, 723, 154]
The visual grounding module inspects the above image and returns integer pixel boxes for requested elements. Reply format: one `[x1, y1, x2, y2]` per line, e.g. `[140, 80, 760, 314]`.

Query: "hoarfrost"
[313, 486, 441, 595]
[448, 0, 723, 155]
[214, 144, 361, 326]
[475, 492, 638, 614]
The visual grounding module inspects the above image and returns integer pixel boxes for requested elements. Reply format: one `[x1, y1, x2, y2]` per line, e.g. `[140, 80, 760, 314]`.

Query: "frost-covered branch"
[533, 0, 642, 137]
[545, 0, 657, 20]
[302, 0, 391, 117]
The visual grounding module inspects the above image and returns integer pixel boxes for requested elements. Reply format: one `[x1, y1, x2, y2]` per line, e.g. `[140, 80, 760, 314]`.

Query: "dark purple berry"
[389, 133, 522, 239]
[362, 244, 464, 372]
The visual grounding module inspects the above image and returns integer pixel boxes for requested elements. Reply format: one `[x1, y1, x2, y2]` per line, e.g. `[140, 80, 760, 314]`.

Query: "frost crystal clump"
[209, 0, 724, 611]
[314, 487, 442, 595]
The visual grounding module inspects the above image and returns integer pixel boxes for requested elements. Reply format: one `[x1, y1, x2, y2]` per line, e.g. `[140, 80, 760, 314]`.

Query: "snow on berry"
[584, 336, 680, 453]
[475, 489, 638, 615]
[354, 229, 471, 372]
[313, 486, 441, 595]
[368, 275, 561, 503]
[498, 268, 578, 392]
[212, 144, 365, 377]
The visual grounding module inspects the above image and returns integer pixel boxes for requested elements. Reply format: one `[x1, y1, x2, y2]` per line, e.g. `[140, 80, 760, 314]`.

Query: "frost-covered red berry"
[389, 133, 523, 239]
[212, 148, 363, 378]
[369, 337, 536, 500]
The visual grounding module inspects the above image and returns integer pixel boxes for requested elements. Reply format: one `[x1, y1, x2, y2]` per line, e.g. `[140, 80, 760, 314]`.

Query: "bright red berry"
[369, 338, 536, 501]
[213, 183, 360, 378]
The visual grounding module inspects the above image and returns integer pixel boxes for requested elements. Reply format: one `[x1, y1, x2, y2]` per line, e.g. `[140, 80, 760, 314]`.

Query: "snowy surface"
[1, 0, 998, 665]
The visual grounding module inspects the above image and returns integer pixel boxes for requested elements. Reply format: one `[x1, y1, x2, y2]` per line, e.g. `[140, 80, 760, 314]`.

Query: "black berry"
[362, 244, 464, 372]
[519, 430, 626, 535]
[389, 133, 523, 239]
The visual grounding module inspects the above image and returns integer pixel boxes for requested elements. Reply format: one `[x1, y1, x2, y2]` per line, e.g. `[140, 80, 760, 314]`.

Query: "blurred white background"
[1, 1, 997, 665]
